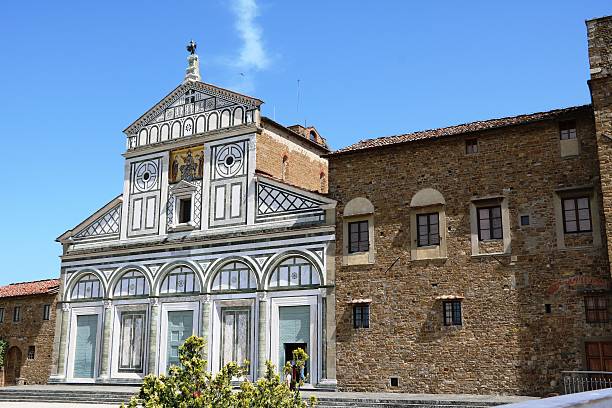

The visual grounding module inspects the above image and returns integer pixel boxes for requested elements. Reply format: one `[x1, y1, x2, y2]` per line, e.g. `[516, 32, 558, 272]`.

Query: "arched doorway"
[5, 347, 22, 385]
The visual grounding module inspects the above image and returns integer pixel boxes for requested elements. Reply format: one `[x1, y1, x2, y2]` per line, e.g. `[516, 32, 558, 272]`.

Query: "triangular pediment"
[124, 81, 263, 137]
[57, 195, 123, 242]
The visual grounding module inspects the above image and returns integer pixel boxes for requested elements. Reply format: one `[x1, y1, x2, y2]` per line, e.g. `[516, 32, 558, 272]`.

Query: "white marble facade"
[50, 51, 337, 388]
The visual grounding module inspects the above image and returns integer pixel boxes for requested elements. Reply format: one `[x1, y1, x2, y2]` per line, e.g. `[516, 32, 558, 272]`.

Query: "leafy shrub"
[123, 335, 316, 408]
[0, 339, 8, 368]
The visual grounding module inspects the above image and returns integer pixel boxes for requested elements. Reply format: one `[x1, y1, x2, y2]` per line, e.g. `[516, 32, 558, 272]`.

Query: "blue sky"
[0, 1, 608, 285]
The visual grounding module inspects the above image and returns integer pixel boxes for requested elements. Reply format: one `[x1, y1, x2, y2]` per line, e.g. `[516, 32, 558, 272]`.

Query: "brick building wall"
[327, 17, 612, 396]
[257, 120, 329, 193]
[0, 283, 58, 386]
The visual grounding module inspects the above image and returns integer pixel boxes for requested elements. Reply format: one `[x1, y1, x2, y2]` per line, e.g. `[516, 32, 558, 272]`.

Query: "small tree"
[0, 339, 8, 368]
[123, 336, 315, 408]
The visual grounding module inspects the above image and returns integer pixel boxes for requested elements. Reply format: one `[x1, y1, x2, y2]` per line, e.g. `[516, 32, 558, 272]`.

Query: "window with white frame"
[159, 266, 200, 294]
[562, 196, 592, 233]
[177, 196, 193, 224]
[113, 271, 150, 297]
[417, 213, 440, 246]
[71, 273, 103, 300]
[119, 312, 146, 372]
[477, 206, 503, 241]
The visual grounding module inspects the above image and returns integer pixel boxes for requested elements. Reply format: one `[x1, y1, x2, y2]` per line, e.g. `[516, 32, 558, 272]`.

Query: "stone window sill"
[471, 252, 509, 258]
[169, 223, 196, 232]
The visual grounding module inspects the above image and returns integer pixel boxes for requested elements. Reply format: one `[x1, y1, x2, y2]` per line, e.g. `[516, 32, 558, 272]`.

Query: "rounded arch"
[343, 197, 374, 217]
[221, 110, 231, 128]
[5, 346, 22, 385]
[208, 112, 219, 131]
[154, 260, 204, 296]
[149, 126, 159, 144]
[160, 123, 170, 141]
[206, 256, 260, 292]
[138, 128, 148, 146]
[66, 268, 106, 301]
[171, 121, 181, 139]
[108, 265, 152, 298]
[183, 118, 194, 136]
[233, 107, 244, 125]
[263, 251, 324, 290]
[410, 188, 445, 208]
[195, 115, 206, 134]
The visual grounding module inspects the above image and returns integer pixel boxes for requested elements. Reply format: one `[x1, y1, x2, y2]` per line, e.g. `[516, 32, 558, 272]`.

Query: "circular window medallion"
[215, 144, 244, 177]
[135, 161, 159, 192]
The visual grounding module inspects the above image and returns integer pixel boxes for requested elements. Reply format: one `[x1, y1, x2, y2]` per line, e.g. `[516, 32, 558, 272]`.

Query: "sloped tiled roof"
[0, 279, 60, 299]
[331, 105, 591, 155]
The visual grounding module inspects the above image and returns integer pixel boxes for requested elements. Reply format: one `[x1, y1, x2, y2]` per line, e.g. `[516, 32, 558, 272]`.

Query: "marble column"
[257, 294, 268, 378]
[99, 300, 113, 381]
[50, 303, 70, 381]
[200, 296, 211, 362]
[147, 298, 160, 375]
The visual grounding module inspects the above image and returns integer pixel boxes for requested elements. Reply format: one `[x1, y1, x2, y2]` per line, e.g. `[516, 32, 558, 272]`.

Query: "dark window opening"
[185, 89, 196, 104]
[353, 304, 370, 329]
[477, 206, 503, 241]
[27, 346, 35, 360]
[178, 197, 192, 224]
[417, 213, 440, 247]
[309, 131, 317, 142]
[585, 296, 608, 323]
[348, 221, 369, 253]
[443, 301, 462, 326]
[520, 215, 530, 226]
[466, 139, 478, 154]
[545, 304, 552, 314]
[559, 120, 577, 140]
[562, 197, 592, 233]
[390, 377, 400, 387]
[0, 308, 4, 323]
[43, 304, 51, 321]
[13, 306, 20, 322]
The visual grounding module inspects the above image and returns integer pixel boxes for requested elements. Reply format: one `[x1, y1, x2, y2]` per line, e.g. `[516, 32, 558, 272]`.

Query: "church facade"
[49, 47, 337, 388]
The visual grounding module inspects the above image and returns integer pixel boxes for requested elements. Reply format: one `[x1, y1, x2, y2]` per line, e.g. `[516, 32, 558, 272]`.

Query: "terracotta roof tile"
[331, 105, 591, 155]
[0, 279, 60, 299]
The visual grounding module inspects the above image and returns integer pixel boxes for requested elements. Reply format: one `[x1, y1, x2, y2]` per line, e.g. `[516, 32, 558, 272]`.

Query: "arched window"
[171, 121, 181, 139]
[208, 113, 219, 131]
[160, 266, 200, 294]
[269, 257, 320, 288]
[309, 131, 317, 142]
[211, 261, 257, 292]
[113, 271, 149, 297]
[71, 273, 103, 300]
[150, 126, 159, 144]
[233, 107, 244, 125]
[221, 110, 231, 128]
[139, 129, 148, 146]
[196, 116, 206, 134]
[282, 155, 289, 181]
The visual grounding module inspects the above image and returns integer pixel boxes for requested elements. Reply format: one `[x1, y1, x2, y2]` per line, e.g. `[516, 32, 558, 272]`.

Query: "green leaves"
[0, 338, 8, 368]
[122, 336, 315, 408]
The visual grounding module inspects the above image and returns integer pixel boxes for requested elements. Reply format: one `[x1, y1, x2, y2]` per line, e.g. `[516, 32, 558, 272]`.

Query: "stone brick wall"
[328, 106, 612, 396]
[0, 294, 57, 385]
[589, 17, 612, 273]
[256, 129, 328, 193]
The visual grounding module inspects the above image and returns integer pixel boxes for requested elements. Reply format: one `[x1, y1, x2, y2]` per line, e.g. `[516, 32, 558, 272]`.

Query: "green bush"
[123, 335, 316, 408]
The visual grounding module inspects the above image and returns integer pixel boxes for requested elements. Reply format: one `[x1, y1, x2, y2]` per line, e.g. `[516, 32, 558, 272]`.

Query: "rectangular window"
[443, 301, 462, 326]
[348, 221, 369, 253]
[585, 296, 608, 323]
[562, 197, 592, 233]
[559, 120, 577, 140]
[13, 306, 20, 322]
[477, 206, 503, 240]
[465, 139, 478, 154]
[178, 197, 192, 224]
[353, 304, 370, 329]
[27, 346, 35, 360]
[417, 213, 440, 247]
[221, 308, 251, 367]
[520, 215, 530, 226]
[43, 304, 51, 321]
[119, 312, 146, 372]
[0, 308, 4, 323]
[586, 341, 612, 371]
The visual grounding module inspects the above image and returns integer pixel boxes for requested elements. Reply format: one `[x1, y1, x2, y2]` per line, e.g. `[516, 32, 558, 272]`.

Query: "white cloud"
[230, 0, 269, 71]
